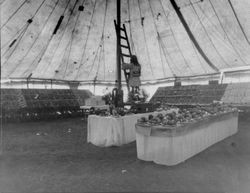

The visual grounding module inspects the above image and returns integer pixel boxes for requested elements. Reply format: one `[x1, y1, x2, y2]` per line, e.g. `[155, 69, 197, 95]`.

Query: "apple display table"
[135, 111, 238, 166]
[87, 110, 175, 147]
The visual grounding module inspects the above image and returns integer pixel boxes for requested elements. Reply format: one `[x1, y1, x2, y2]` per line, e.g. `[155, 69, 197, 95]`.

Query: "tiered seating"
[21, 89, 94, 110]
[1, 88, 92, 122]
[221, 83, 250, 105]
[150, 84, 227, 105]
[22, 89, 79, 109]
[194, 84, 227, 104]
[1, 89, 27, 111]
[1, 89, 27, 121]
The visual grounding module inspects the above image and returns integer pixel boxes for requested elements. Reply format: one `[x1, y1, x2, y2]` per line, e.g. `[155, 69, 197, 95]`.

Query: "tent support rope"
[169, 0, 218, 72]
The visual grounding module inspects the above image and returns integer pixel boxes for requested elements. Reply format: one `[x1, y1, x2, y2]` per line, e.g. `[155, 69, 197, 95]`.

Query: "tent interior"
[1, 1, 250, 192]
[1, 0, 250, 94]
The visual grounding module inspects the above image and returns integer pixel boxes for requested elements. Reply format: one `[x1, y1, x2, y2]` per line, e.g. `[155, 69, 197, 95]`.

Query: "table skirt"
[87, 110, 175, 147]
[135, 112, 238, 166]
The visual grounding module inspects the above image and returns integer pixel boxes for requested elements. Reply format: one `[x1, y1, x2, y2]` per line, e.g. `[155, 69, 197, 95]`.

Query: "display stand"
[87, 110, 175, 147]
[135, 111, 238, 166]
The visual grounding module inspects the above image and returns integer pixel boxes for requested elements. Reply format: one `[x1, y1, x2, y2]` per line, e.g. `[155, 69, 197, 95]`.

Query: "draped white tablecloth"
[87, 111, 171, 147]
[135, 112, 238, 166]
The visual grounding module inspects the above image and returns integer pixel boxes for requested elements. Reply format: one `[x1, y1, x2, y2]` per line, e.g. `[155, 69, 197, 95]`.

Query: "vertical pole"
[27, 78, 29, 89]
[114, 0, 123, 107]
[116, 0, 121, 91]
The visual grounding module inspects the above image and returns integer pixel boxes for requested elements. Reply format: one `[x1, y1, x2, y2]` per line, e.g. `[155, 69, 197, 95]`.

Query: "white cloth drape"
[135, 112, 238, 166]
[87, 110, 173, 147]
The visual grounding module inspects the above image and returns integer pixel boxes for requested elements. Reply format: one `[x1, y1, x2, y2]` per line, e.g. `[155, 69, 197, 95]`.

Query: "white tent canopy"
[1, 0, 250, 85]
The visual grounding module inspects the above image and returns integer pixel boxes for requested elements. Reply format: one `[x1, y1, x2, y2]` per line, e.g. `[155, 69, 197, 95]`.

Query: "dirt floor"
[1, 113, 250, 193]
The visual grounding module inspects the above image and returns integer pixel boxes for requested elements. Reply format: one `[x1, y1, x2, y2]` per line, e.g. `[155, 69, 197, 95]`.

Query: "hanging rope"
[1, 23, 29, 58]
[127, 0, 136, 55]
[147, 0, 167, 77]
[8, 0, 59, 77]
[23, 0, 62, 76]
[158, 0, 187, 74]
[75, 0, 97, 80]
[190, 40, 208, 73]
[195, 2, 248, 68]
[228, 0, 250, 45]
[158, 0, 194, 74]
[41, 0, 75, 75]
[196, 3, 235, 52]
[88, 0, 108, 80]
[63, 0, 83, 78]
[189, 0, 230, 68]
[87, 39, 103, 78]
[31, 0, 49, 19]
[29, 0, 71, 63]
[3, 0, 48, 67]
[54, 39, 72, 78]
[95, 0, 108, 81]
[54, 0, 79, 78]
[94, 37, 104, 80]
[137, 0, 154, 78]
[169, 0, 219, 72]
[208, 0, 248, 65]
[122, 12, 163, 25]
[1, 0, 28, 29]
[1, 23, 28, 50]
[171, 2, 208, 74]
[157, 33, 180, 76]
[2, 0, 48, 65]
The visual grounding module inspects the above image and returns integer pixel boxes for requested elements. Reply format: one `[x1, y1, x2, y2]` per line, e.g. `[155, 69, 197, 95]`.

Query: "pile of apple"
[138, 103, 237, 127]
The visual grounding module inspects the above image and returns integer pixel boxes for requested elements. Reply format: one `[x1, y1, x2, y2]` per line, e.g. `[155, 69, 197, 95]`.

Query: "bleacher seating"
[22, 89, 82, 109]
[1, 89, 27, 110]
[1, 88, 92, 122]
[150, 83, 249, 107]
[2, 83, 249, 121]
[221, 83, 250, 105]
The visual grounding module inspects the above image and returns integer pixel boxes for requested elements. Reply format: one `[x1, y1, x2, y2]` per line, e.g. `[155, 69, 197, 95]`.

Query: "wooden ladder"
[114, 22, 132, 92]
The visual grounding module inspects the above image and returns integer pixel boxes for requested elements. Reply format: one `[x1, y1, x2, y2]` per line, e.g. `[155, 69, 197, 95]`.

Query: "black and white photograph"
[1, 0, 250, 192]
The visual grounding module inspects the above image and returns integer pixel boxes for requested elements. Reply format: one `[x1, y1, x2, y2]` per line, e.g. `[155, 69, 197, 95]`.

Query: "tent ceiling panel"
[210, 0, 250, 63]
[1, 0, 250, 84]
[181, 1, 231, 70]
[191, 1, 243, 68]
[230, 0, 250, 41]
[2, 0, 58, 76]
[10, 0, 63, 78]
[32, 0, 83, 79]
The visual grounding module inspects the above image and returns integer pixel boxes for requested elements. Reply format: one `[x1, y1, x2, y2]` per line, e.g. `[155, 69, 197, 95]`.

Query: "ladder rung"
[120, 36, 127, 40]
[121, 53, 131, 58]
[121, 44, 129, 49]
[122, 62, 131, 65]
[120, 27, 125, 31]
